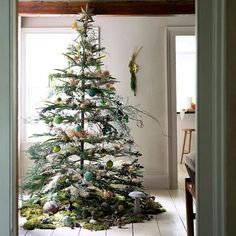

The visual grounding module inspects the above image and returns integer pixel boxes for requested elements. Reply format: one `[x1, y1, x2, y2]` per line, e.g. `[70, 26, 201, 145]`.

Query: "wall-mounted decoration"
[128, 46, 142, 96]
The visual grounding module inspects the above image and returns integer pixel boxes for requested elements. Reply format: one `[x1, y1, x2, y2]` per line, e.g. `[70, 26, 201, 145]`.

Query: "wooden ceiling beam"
[18, 1, 195, 16]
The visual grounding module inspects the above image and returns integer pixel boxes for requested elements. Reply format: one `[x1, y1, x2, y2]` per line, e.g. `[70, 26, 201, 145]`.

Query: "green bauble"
[106, 160, 113, 168]
[53, 145, 61, 152]
[100, 98, 106, 106]
[125, 114, 129, 123]
[63, 216, 73, 227]
[75, 125, 82, 132]
[84, 171, 94, 182]
[53, 115, 63, 124]
[87, 88, 97, 97]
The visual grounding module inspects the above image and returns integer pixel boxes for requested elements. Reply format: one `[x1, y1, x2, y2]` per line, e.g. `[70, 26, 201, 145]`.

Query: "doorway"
[166, 26, 196, 190]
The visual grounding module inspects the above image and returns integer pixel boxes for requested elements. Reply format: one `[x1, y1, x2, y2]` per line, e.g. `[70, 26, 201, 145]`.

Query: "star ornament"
[79, 5, 94, 23]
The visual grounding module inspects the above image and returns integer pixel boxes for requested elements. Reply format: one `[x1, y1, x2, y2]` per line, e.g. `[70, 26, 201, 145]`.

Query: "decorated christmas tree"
[20, 6, 165, 231]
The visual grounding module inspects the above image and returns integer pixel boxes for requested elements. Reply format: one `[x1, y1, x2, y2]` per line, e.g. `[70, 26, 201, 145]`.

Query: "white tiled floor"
[19, 164, 189, 236]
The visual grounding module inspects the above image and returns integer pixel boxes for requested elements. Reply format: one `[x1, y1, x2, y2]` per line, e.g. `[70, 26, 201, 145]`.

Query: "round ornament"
[76, 130, 87, 139]
[84, 171, 94, 182]
[56, 97, 62, 103]
[43, 201, 59, 214]
[66, 129, 76, 139]
[100, 98, 106, 106]
[53, 145, 61, 153]
[101, 191, 114, 200]
[53, 115, 63, 124]
[87, 88, 97, 97]
[74, 125, 82, 132]
[101, 202, 111, 213]
[106, 160, 113, 168]
[118, 204, 124, 212]
[63, 216, 73, 227]
[69, 78, 78, 86]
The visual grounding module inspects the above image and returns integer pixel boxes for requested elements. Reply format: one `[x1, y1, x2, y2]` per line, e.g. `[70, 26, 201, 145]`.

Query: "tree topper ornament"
[128, 46, 143, 96]
[79, 4, 94, 23]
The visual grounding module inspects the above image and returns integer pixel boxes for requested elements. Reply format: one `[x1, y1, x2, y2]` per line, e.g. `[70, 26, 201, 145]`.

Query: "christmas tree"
[20, 6, 165, 231]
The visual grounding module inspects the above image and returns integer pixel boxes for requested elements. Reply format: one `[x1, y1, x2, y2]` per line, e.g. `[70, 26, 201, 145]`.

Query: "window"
[176, 35, 196, 112]
[20, 28, 76, 143]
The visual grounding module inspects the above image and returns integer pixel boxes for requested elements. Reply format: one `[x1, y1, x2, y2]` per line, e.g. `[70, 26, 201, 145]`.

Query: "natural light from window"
[21, 30, 76, 142]
[176, 35, 196, 112]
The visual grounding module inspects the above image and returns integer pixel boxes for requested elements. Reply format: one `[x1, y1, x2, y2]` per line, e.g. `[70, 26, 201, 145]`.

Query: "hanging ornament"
[71, 21, 78, 29]
[102, 70, 110, 79]
[66, 129, 76, 139]
[53, 145, 61, 153]
[101, 202, 111, 213]
[118, 204, 125, 212]
[53, 115, 63, 124]
[55, 97, 62, 104]
[128, 46, 143, 96]
[101, 191, 114, 200]
[80, 99, 91, 109]
[84, 171, 95, 182]
[76, 130, 87, 139]
[102, 125, 111, 135]
[74, 125, 82, 132]
[43, 201, 59, 214]
[106, 160, 113, 168]
[96, 108, 101, 115]
[87, 88, 97, 97]
[100, 98, 106, 106]
[69, 78, 78, 86]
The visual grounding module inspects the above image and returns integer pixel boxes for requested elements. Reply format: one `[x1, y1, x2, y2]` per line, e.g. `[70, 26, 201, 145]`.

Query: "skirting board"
[143, 174, 169, 189]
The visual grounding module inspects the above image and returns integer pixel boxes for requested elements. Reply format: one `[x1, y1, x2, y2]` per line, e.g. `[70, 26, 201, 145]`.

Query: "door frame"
[0, 0, 17, 235]
[197, 0, 226, 235]
[166, 26, 195, 189]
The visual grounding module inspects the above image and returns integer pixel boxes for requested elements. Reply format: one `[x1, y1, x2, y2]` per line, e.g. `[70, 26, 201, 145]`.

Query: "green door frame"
[0, 0, 17, 235]
[197, 0, 226, 235]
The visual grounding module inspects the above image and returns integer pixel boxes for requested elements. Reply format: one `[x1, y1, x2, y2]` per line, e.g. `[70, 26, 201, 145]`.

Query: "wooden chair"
[181, 128, 195, 163]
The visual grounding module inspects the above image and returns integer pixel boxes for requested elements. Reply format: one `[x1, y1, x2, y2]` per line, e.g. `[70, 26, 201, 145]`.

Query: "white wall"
[20, 15, 195, 189]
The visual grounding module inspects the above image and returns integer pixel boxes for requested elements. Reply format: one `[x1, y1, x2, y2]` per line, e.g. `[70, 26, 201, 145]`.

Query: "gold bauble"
[96, 108, 101, 115]
[80, 103, 86, 109]
[69, 78, 78, 86]
[101, 191, 114, 199]
[66, 129, 76, 139]
[102, 70, 110, 78]
[71, 21, 78, 29]
[76, 130, 87, 139]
